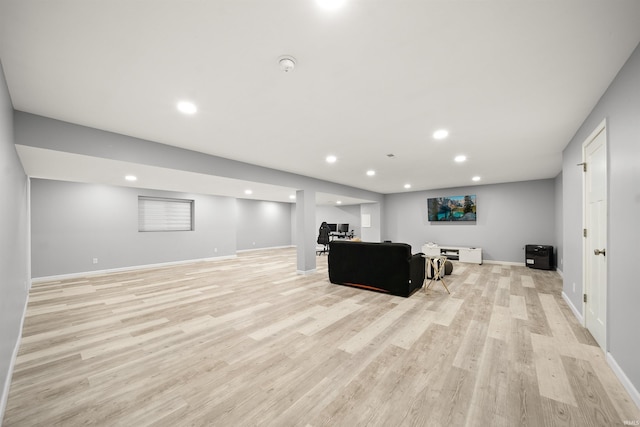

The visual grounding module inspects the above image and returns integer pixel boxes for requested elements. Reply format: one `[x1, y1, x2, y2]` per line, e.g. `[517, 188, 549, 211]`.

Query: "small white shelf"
[422, 244, 482, 264]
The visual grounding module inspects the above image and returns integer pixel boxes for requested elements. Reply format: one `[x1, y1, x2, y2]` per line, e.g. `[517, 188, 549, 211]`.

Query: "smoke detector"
[279, 56, 296, 73]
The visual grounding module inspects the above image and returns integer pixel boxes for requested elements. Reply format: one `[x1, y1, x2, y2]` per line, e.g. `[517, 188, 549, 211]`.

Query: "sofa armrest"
[409, 253, 426, 290]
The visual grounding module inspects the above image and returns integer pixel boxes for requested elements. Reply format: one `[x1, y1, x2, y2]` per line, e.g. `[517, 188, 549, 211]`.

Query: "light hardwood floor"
[4, 248, 639, 426]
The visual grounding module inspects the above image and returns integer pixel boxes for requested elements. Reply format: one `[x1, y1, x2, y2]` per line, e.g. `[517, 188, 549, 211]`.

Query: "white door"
[583, 123, 607, 350]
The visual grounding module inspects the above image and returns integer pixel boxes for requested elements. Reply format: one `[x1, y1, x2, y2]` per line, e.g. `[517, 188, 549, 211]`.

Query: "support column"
[296, 189, 316, 274]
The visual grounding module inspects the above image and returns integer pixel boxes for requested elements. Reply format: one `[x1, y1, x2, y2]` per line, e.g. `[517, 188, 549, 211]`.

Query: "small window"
[138, 196, 194, 232]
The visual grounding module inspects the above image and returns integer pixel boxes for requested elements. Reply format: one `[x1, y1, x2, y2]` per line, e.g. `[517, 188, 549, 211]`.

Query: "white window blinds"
[138, 197, 194, 232]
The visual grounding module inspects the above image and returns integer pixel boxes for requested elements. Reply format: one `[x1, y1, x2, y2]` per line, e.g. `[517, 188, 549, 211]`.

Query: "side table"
[423, 255, 450, 294]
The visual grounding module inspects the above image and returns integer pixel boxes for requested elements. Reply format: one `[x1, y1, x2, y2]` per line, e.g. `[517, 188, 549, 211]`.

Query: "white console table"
[422, 244, 482, 264]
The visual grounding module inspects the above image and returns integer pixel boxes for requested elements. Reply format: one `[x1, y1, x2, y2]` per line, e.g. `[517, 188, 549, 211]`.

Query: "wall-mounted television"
[428, 195, 476, 222]
[337, 223, 349, 233]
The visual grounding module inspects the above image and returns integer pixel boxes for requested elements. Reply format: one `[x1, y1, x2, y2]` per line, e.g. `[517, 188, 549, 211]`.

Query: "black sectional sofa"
[328, 240, 425, 297]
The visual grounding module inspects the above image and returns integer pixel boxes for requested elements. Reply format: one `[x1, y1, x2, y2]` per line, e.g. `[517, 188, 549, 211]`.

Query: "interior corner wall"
[554, 172, 563, 274]
[235, 199, 293, 250]
[0, 62, 29, 419]
[30, 179, 238, 278]
[562, 42, 640, 400]
[383, 179, 556, 262]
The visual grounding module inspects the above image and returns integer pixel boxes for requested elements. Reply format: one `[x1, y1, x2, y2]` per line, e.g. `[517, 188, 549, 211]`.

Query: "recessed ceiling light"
[472, 176, 481, 182]
[125, 175, 137, 182]
[316, 0, 346, 11]
[177, 101, 197, 115]
[454, 155, 467, 163]
[366, 170, 376, 176]
[244, 189, 253, 195]
[433, 129, 449, 140]
[326, 155, 337, 164]
[336, 200, 342, 205]
[404, 184, 411, 189]
[289, 195, 296, 200]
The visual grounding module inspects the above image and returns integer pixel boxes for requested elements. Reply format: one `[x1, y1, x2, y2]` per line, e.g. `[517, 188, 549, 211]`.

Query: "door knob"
[594, 248, 606, 256]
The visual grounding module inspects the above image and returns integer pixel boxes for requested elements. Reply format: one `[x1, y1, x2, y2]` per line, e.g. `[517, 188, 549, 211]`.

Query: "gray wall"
[31, 179, 238, 278]
[31, 180, 296, 277]
[562, 42, 640, 396]
[0, 63, 29, 416]
[236, 198, 292, 250]
[383, 179, 556, 262]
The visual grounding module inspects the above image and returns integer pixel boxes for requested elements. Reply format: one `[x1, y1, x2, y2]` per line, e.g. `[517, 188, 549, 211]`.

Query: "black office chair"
[316, 222, 331, 255]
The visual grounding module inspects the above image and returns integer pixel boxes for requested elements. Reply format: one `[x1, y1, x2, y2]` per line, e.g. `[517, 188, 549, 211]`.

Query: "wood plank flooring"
[4, 248, 639, 426]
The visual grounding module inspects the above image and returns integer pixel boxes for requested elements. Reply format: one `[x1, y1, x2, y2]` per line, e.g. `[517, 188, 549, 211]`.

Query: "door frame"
[581, 118, 607, 349]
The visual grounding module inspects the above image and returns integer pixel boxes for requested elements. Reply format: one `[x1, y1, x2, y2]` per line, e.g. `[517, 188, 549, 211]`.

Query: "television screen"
[327, 223, 337, 232]
[428, 195, 476, 221]
[337, 223, 349, 232]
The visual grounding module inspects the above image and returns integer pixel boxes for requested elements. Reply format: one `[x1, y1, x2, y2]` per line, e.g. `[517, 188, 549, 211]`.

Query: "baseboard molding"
[297, 269, 317, 275]
[32, 255, 238, 283]
[481, 260, 525, 267]
[606, 352, 640, 411]
[562, 291, 640, 411]
[236, 245, 294, 253]
[0, 293, 29, 422]
[562, 291, 584, 324]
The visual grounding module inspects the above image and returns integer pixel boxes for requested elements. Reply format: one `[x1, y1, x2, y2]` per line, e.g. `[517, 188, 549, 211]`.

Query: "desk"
[423, 255, 450, 294]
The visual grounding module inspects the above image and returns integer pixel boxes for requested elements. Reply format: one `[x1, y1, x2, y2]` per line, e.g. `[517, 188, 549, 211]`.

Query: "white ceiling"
[2, 1, 640, 202]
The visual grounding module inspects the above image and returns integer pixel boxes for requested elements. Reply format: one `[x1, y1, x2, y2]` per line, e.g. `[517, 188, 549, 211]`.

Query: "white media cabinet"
[421, 244, 483, 264]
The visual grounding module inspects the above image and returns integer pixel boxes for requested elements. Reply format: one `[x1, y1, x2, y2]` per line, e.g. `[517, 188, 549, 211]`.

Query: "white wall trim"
[606, 352, 640, 410]
[297, 268, 317, 275]
[482, 260, 524, 267]
[562, 290, 584, 324]
[0, 294, 29, 422]
[236, 245, 294, 253]
[31, 255, 238, 283]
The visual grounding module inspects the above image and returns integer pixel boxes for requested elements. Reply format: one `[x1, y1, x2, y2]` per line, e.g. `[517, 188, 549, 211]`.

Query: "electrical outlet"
[93, 258, 98, 264]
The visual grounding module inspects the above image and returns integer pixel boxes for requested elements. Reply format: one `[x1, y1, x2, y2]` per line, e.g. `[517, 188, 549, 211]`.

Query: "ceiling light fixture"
[289, 195, 296, 200]
[336, 200, 342, 205]
[244, 189, 253, 195]
[316, 0, 346, 11]
[125, 175, 137, 182]
[404, 184, 411, 189]
[472, 176, 481, 182]
[177, 101, 197, 115]
[366, 170, 376, 176]
[454, 155, 467, 163]
[326, 155, 337, 164]
[278, 56, 296, 73]
[433, 129, 449, 140]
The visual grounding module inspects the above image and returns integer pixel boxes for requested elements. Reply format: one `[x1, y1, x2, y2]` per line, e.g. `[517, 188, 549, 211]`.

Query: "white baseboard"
[562, 291, 584, 324]
[0, 293, 29, 422]
[481, 260, 524, 266]
[606, 352, 640, 410]
[296, 269, 317, 275]
[236, 245, 294, 253]
[562, 292, 640, 411]
[32, 255, 237, 283]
